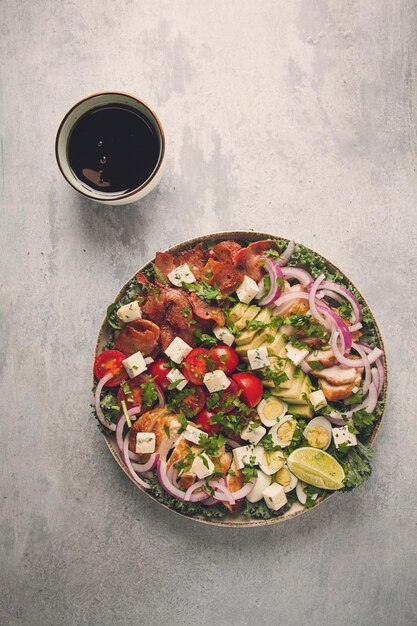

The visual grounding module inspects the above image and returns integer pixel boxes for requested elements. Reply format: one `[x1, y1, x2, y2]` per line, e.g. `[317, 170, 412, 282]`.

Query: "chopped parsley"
[174, 449, 195, 473]
[241, 465, 258, 482]
[193, 328, 218, 347]
[198, 433, 226, 457]
[182, 280, 222, 301]
[153, 265, 167, 284]
[309, 361, 324, 370]
[140, 380, 159, 407]
[106, 303, 122, 330]
[258, 433, 280, 452]
[263, 367, 289, 387]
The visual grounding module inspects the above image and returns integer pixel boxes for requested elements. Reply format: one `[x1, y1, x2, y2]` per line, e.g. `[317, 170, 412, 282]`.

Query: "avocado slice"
[272, 369, 307, 404]
[287, 403, 314, 419]
[260, 355, 294, 390]
[235, 308, 271, 346]
[265, 332, 286, 357]
[235, 326, 277, 356]
[228, 303, 248, 323]
[229, 303, 261, 331]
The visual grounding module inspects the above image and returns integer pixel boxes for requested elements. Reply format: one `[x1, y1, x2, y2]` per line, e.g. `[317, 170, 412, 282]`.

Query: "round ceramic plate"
[94, 231, 387, 527]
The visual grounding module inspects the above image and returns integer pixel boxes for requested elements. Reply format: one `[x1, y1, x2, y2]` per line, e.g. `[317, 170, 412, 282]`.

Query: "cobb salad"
[92, 236, 386, 521]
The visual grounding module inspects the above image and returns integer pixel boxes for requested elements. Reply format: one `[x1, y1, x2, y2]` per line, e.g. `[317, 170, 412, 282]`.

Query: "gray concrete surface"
[1, 1, 417, 625]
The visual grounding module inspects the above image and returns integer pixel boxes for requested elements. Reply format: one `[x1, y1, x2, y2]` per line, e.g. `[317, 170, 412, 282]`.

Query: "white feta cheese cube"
[233, 445, 259, 470]
[183, 424, 204, 445]
[240, 422, 266, 445]
[116, 300, 142, 323]
[192, 453, 215, 479]
[309, 390, 327, 411]
[262, 483, 287, 511]
[213, 325, 235, 346]
[236, 275, 259, 304]
[247, 346, 271, 370]
[285, 344, 310, 366]
[332, 426, 357, 449]
[203, 369, 231, 393]
[167, 263, 196, 287]
[122, 351, 147, 378]
[164, 337, 193, 364]
[135, 432, 156, 454]
[166, 368, 188, 391]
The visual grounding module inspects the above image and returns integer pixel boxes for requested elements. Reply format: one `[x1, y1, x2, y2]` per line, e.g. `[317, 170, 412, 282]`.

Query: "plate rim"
[94, 230, 388, 528]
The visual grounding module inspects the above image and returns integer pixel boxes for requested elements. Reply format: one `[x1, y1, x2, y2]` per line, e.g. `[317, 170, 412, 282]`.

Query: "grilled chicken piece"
[305, 349, 337, 369]
[278, 284, 310, 316]
[167, 440, 232, 492]
[128, 408, 181, 461]
[167, 440, 201, 491]
[224, 459, 245, 513]
[319, 374, 362, 401]
[313, 365, 363, 386]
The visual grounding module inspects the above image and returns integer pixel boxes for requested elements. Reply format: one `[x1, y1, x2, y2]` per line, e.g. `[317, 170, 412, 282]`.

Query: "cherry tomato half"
[182, 348, 210, 385]
[194, 408, 221, 434]
[219, 378, 240, 412]
[208, 344, 240, 375]
[231, 372, 264, 408]
[94, 350, 128, 387]
[117, 376, 143, 409]
[148, 358, 171, 391]
[180, 386, 206, 417]
[206, 378, 239, 413]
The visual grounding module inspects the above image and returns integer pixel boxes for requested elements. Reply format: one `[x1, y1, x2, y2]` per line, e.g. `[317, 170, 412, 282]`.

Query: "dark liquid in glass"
[67, 104, 160, 194]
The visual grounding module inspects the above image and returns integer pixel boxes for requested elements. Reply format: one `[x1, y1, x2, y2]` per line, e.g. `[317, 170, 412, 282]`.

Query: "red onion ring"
[157, 461, 209, 502]
[351, 342, 371, 395]
[115, 408, 142, 457]
[258, 259, 284, 306]
[309, 274, 329, 328]
[371, 367, 380, 396]
[225, 438, 240, 449]
[230, 480, 255, 501]
[330, 332, 374, 368]
[375, 358, 384, 396]
[277, 239, 295, 266]
[317, 302, 351, 353]
[358, 343, 385, 396]
[345, 382, 378, 416]
[166, 464, 181, 488]
[282, 266, 312, 287]
[317, 289, 345, 305]
[325, 411, 347, 426]
[132, 453, 159, 473]
[184, 479, 206, 502]
[122, 434, 151, 489]
[349, 322, 363, 332]
[94, 372, 116, 431]
[316, 281, 362, 322]
[273, 290, 310, 312]
[209, 480, 236, 504]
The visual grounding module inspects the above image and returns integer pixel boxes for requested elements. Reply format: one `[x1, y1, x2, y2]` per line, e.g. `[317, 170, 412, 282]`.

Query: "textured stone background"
[1, 1, 416, 625]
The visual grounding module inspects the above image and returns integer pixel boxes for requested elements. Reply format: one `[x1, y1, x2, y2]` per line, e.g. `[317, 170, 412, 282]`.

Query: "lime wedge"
[287, 447, 345, 490]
